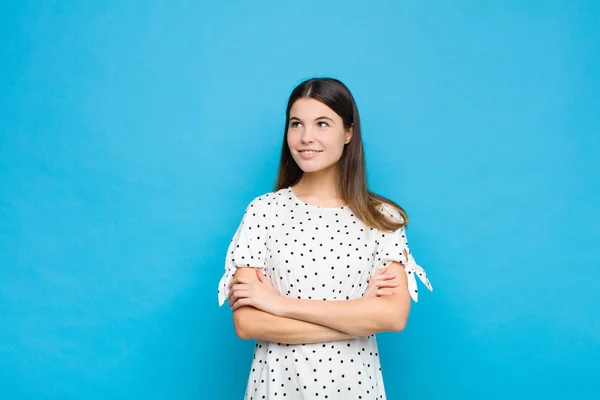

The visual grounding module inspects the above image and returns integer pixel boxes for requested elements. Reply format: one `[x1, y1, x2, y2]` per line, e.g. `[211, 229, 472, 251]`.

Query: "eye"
[317, 121, 329, 128]
[289, 121, 302, 128]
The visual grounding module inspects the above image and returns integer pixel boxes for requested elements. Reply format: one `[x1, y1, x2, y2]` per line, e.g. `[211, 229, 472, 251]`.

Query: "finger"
[229, 277, 242, 288]
[228, 289, 251, 306]
[230, 288, 251, 299]
[377, 281, 399, 288]
[230, 283, 250, 292]
[231, 297, 251, 311]
[256, 269, 265, 282]
[377, 289, 393, 296]
[230, 275, 251, 287]
[371, 274, 395, 284]
[228, 290, 241, 307]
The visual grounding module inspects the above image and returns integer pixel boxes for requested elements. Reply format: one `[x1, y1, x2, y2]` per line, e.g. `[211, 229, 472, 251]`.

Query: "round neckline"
[287, 187, 348, 210]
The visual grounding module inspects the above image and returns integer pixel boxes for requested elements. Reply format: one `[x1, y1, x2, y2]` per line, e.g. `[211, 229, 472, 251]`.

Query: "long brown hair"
[274, 77, 408, 232]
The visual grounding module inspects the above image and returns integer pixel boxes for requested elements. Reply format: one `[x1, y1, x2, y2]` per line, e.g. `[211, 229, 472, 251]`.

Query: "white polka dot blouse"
[218, 187, 433, 399]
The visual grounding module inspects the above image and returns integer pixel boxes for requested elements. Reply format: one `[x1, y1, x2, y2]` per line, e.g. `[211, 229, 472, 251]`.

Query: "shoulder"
[242, 190, 281, 216]
[248, 191, 276, 205]
[244, 191, 275, 210]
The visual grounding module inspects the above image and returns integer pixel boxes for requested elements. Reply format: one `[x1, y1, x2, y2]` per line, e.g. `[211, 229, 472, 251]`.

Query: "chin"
[296, 163, 332, 174]
[295, 163, 319, 173]
[292, 156, 336, 173]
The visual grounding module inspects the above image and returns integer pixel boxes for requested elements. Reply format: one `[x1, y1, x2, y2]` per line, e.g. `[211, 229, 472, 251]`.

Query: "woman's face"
[287, 98, 352, 173]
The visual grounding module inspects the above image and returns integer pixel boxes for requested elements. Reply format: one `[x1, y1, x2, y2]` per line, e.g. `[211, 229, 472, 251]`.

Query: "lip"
[297, 150, 322, 160]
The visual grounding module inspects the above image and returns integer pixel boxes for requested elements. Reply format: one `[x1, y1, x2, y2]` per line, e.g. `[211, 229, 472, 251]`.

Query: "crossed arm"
[229, 259, 411, 344]
[231, 292, 354, 344]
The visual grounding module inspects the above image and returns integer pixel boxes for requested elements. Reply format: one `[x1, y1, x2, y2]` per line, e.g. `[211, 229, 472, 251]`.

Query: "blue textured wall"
[1, 1, 599, 399]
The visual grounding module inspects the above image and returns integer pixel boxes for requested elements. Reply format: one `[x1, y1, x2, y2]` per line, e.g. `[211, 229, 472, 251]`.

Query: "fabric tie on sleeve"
[403, 250, 433, 302]
[218, 262, 235, 307]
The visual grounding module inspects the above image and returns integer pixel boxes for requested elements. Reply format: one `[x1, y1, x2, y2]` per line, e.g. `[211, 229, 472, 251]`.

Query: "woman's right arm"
[231, 268, 354, 344]
[234, 306, 354, 344]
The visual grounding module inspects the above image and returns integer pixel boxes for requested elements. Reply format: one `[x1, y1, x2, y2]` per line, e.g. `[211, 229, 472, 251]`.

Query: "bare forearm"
[234, 306, 355, 344]
[280, 296, 408, 336]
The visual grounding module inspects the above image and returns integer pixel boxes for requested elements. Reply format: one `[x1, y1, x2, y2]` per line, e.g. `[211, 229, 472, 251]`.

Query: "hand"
[364, 268, 398, 297]
[228, 269, 285, 315]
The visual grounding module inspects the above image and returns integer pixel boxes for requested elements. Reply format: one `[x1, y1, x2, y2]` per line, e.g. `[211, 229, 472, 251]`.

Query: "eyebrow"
[289, 116, 334, 122]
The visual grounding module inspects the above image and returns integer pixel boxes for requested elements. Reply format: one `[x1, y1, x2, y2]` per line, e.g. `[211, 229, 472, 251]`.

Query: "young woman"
[217, 77, 433, 400]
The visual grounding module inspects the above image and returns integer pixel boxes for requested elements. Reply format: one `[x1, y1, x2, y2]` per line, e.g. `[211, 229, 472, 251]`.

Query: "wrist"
[275, 296, 292, 317]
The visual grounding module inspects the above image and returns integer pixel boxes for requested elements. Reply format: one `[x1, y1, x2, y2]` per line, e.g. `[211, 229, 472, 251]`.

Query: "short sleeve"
[217, 195, 270, 307]
[373, 203, 433, 302]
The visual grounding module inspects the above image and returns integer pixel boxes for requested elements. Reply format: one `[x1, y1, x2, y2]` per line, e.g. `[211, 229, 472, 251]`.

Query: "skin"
[229, 267, 398, 344]
[229, 97, 411, 341]
[286, 97, 352, 207]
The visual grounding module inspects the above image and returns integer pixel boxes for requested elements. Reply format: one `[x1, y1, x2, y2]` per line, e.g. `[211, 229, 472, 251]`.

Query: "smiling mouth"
[298, 150, 322, 154]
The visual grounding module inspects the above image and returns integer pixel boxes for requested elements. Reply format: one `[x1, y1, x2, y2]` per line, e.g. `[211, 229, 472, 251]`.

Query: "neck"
[294, 166, 341, 199]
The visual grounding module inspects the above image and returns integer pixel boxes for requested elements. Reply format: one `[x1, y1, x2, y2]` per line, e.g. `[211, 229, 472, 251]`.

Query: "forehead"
[290, 98, 337, 118]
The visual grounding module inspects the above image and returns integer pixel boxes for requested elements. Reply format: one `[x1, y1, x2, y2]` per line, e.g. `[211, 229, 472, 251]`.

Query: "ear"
[345, 124, 353, 144]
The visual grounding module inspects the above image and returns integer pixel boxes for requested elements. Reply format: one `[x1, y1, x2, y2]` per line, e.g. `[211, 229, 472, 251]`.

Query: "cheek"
[286, 131, 295, 147]
[321, 132, 346, 149]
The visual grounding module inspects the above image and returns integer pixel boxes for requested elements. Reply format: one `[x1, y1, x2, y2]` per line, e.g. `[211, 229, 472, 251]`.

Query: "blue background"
[1, 1, 599, 399]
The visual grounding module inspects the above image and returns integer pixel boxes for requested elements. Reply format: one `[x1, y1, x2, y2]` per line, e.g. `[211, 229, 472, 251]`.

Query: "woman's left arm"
[279, 261, 411, 336]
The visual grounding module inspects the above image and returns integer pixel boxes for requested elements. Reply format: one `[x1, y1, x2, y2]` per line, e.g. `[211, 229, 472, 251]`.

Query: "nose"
[300, 126, 316, 143]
